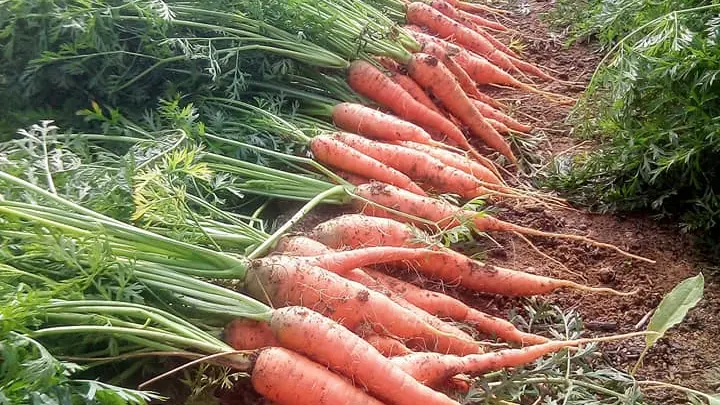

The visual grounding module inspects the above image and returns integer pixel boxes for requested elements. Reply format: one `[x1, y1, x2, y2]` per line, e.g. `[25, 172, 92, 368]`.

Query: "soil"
[216, 1, 719, 404]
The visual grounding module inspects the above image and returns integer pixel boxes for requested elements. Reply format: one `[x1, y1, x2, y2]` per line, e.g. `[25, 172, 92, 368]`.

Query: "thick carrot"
[252, 347, 386, 405]
[333, 132, 485, 197]
[472, 100, 532, 133]
[353, 182, 656, 264]
[346, 60, 481, 160]
[335, 170, 370, 186]
[310, 135, 427, 196]
[376, 57, 443, 114]
[362, 268, 548, 345]
[309, 214, 423, 249]
[251, 257, 482, 355]
[429, 0, 517, 56]
[407, 3, 554, 81]
[406, 53, 517, 164]
[332, 102, 436, 145]
[398, 141, 504, 183]
[268, 306, 461, 405]
[225, 319, 279, 350]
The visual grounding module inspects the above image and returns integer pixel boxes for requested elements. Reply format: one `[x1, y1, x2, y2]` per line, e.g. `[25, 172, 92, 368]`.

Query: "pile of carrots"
[0, 0, 660, 404]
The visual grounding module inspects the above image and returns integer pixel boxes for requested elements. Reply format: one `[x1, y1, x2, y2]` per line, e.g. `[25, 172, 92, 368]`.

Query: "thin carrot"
[472, 100, 532, 133]
[310, 135, 427, 196]
[429, 0, 517, 56]
[362, 268, 549, 345]
[407, 53, 517, 164]
[268, 307, 462, 405]
[407, 3, 554, 81]
[460, 9, 513, 32]
[353, 182, 656, 263]
[252, 347, 386, 405]
[486, 117, 511, 134]
[346, 60, 485, 161]
[390, 332, 649, 389]
[376, 57, 443, 114]
[444, 0, 511, 17]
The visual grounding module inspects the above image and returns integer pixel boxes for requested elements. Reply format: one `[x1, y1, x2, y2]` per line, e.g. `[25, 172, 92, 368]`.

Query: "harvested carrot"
[376, 57, 443, 114]
[353, 182, 656, 264]
[252, 347, 386, 405]
[363, 332, 414, 357]
[310, 214, 424, 249]
[407, 3, 553, 81]
[346, 60, 483, 161]
[472, 100, 532, 133]
[225, 319, 279, 350]
[249, 258, 480, 355]
[429, 0, 517, 57]
[398, 141, 504, 181]
[444, 0, 511, 18]
[332, 102, 438, 145]
[361, 268, 548, 345]
[390, 332, 648, 389]
[407, 53, 517, 164]
[272, 236, 482, 356]
[333, 132, 486, 197]
[335, 170, 370, 186]
[310, 135, 427, 196]
[268, 307, 461, 405]
[486, 117, 511, 134]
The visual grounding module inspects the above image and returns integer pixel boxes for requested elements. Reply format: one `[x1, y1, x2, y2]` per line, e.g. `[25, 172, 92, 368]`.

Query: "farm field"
[1, 0, 718, 404]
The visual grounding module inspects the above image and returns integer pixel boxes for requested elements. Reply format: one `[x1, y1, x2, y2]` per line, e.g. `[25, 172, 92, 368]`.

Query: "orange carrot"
[406, 53, 517, 164]
[429, 0, 517, 56]
[444, 0, 510, 18]
[486, 117, 511, 134]
[376, 57, 443, 114]
[252, 257, 482, 355]
[407, 3, 554, 81]
[225, 319, 279, 350]
[272, 236, 482, 356]
[363, 332, 414, 357]
[335, 170, 370, 186]
[252, 347, 386, 405]
[353, 182, 656, 263]
[460, 9, 511, 33]
[472, 100, 532, 133]
[346, 60, 482, 160]
[310, 214, 424, 249]
[332, 102, 437, 145]
[268, 307, 461, 405]
[397, 141, 504, 183]
[361, 268, 548, 345]
[333, 132, 487, 197]
[310, 135, 427, 196]
[391, 339, 587, 389]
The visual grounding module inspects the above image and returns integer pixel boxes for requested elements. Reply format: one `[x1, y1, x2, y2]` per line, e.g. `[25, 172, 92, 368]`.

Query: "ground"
[219, 1, 719, 404]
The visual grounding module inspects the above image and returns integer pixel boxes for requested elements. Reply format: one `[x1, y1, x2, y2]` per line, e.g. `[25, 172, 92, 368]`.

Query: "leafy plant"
[544, 1, 720, 235]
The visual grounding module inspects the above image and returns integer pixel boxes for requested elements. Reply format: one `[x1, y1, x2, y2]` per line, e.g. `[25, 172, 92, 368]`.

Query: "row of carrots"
[214, 1, 651, 403]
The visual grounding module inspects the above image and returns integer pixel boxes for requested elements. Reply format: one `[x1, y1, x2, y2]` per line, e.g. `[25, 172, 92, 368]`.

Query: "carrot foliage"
[544, 1, 720, 237]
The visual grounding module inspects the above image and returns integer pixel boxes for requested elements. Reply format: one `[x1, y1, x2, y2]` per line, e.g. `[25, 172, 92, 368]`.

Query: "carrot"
[346, 60, 485, 162]
[415, 38, 504, 108]
[268, 306, 461, 405]
[407, 3, 554, 81]
[353, 182, 656, 264]
[376, 57, 443, 114]
[429, 0, 516, 56]
[460, 9, 512, 33]
[335, 170, 370, 186]
[225, 319, 279, 350]
[310, 214, 424, 249]
[252, 347, 386, 405]
[472, 100, 532, 133]
[390, 332, 648, 389]
[310, 135, 427, 196]
[486, 118, 511, 134]
[443, 0, 511, 17]
[362, 268, 549, 345]
[363, 332, 414, 357]
[332, 132, 489, 198]
[272, 236, 482, 356]
[406, 53, 517, 164]
[251, 257, 482, 355]
[332, 102, 439, 145]
[398, 140, 504, 181]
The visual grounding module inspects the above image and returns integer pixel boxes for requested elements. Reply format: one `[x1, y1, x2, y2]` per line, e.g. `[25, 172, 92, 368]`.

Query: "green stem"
[248, 185, 346, 259]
